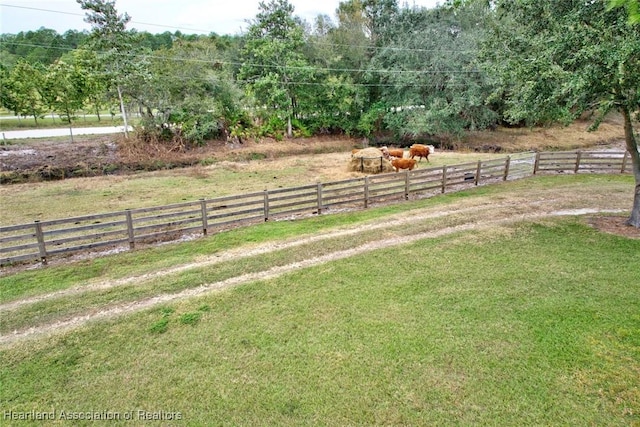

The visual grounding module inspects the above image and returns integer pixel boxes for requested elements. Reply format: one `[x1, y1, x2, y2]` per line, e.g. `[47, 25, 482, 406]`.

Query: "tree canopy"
[482, 0, 640, 226]
[1, 0, 638, 166]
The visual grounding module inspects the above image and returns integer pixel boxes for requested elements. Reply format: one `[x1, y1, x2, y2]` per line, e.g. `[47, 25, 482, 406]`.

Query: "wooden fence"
[534, 150, 632, 174]
[0, 150, 632, 266]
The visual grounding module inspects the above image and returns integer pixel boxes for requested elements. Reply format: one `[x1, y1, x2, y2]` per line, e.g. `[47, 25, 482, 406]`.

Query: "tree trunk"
[287, 115, 292, 139]
[630, 182, 640, 228]
[117, 84, 129, 139]
[66, 110, 74, 144]
[622, 107, 640, 227]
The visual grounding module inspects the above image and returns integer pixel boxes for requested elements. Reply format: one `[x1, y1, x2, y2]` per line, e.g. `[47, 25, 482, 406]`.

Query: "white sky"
[1, 0, 443, 35]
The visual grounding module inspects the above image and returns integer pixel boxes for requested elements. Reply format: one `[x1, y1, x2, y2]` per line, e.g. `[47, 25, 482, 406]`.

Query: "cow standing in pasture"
[391, 158, 417, 172]
[380, 146, 406, 159]
[409, 144, 435, 162]
[387, 148, 404, 158]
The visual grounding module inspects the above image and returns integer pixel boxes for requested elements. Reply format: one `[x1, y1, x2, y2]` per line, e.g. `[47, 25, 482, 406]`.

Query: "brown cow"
[391, 158, 417, 172]
[409, 144, 435, 162]
[387, 148, 404, 158]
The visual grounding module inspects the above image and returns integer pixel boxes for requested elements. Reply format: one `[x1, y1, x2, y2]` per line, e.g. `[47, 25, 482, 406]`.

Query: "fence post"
[622, 151, 629, 173]
[404, 170, 410, 199]
[263, 189, 270, 221]
[533, 152, 540, 174]
[360, 157, 364, 172]
[125, 210, 135, 250]
[503, 156, 511, 181]
[475, 160, 482, 185]
[364, 176, 370, 208]
[441, 166, 447, 193]
[574, 150, 582, 173]
[316, 182, 323, 214]
[34, 220, 47, 265]
[200, 199, 208, 235]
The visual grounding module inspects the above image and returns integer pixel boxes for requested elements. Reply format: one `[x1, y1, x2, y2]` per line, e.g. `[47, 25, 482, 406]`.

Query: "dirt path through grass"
[0, 202, 517, 312]
[0, 180, 634, 346]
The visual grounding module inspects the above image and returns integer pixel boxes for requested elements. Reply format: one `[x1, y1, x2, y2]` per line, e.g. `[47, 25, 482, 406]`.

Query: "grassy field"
[0, 150, 508, 224]
[0, 113, 637, 425]
[1, 175, 639, 425]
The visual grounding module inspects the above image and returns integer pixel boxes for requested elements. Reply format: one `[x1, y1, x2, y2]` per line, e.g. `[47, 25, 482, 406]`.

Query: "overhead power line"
[307, 40, 477, 54]
[1, 3, 479, 54]
[2, 42, 487, 88]
[3, 41, 483, 75]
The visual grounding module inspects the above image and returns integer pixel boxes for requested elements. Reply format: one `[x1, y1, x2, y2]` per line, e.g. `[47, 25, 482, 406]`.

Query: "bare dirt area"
[587, 216, 640, 239]
[460, 114, 627, 152]
[0, 133, 360, 183]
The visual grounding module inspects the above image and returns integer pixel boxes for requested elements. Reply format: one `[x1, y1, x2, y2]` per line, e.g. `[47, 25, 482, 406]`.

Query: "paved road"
[1, 125, 132, 140]
[0, 113, 123, 120]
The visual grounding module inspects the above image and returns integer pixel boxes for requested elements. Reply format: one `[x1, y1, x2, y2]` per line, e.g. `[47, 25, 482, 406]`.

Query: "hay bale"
[348, 147, 394, 173]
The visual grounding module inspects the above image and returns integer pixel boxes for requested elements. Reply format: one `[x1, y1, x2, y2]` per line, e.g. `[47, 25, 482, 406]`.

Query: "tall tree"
[65, 48, 109, 121]
[330, 0, 372, 73]
[369, 3, 497, 139]
[77, 0, 145, 138]
[362, 0, 399, 46]
[360, 0, 399, 121]
[484, 0, 640, 227]
[42, 59, 89, 142]
[1, 59, 46, 124]
[238, 0, 314, 138]
[138, 38, 248, 145]
[299, 8, 367, 134]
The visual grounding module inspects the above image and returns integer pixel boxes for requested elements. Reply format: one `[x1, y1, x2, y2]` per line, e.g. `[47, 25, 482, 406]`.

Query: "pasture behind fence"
[0, 150, 632, 266]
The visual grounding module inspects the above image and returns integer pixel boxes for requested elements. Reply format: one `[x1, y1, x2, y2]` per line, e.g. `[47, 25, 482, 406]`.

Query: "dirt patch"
[0, 134, 361, 183]
[461, 115, 626, 152]
[587, 216, 640, 239]
[0, 135, 121, 182]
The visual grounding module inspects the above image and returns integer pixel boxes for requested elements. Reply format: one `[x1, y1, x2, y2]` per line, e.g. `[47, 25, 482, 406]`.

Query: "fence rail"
[533, 150, 631, 174]
[1, 150, 632, 266]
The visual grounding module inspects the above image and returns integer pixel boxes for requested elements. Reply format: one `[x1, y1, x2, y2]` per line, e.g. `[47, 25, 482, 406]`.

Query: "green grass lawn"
[1, 212, 638, 425]
[0, 114, 125, 131]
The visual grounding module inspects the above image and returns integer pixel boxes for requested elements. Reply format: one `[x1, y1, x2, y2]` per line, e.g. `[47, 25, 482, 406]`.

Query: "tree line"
[1, 0, 639, 225]
[0, 0, 635, 142]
